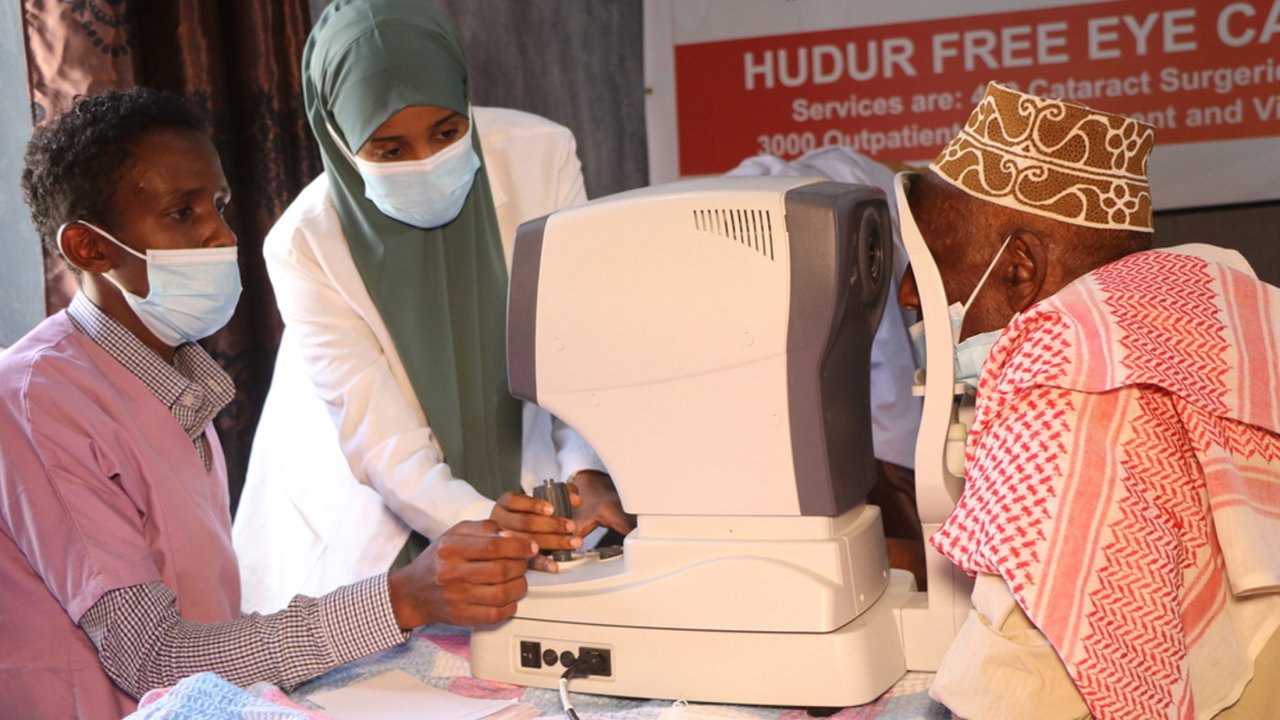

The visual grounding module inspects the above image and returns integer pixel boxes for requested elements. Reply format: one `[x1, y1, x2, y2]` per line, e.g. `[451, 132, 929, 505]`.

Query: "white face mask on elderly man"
[908, 235, 1013, 389]
[60, 221, 242, 347]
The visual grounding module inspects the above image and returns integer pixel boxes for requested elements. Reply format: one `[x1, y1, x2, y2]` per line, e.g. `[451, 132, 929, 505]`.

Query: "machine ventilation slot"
[692, 208, 775, 261]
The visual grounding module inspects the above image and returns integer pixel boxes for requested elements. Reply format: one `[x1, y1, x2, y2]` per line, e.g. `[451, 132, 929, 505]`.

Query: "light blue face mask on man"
[327, 117, 481, 229]
[61, 221, 242, 347]
[908, 235, 1013, 389]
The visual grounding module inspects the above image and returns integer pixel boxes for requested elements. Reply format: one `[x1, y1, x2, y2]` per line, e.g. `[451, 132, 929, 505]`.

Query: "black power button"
[519, 641, 541, 669]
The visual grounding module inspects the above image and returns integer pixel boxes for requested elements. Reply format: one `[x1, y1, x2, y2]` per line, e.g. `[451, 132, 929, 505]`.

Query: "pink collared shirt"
[0, 311, 240, 718]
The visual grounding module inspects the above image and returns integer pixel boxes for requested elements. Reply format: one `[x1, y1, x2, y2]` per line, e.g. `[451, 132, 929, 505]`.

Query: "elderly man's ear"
[1006, 230, 1048, 314]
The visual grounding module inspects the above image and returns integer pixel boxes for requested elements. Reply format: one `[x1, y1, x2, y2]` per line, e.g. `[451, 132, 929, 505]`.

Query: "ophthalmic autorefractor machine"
[471, 176, 973, 707]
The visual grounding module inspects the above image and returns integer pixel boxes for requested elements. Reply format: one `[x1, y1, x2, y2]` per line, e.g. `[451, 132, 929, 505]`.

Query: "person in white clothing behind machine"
[234, 0, 631, 613]
[727, 147, 925, 582]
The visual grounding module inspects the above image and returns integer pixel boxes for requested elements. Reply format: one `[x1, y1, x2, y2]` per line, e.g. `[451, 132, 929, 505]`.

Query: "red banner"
[673, 0, 1280, 175]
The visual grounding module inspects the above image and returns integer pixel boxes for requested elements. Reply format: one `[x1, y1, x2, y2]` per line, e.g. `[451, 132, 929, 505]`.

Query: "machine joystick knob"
[532, 479, 575, 562]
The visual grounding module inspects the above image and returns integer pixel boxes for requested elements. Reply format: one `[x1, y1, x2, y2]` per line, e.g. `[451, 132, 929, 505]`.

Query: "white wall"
[0, 2, 44, 346]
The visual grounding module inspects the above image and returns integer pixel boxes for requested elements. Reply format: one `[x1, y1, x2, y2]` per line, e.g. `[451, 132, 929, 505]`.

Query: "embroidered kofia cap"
[930, 82, 1155, 232]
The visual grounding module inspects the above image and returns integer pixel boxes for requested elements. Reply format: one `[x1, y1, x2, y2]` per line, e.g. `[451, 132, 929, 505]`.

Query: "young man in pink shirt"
[0, 87, 541, 719]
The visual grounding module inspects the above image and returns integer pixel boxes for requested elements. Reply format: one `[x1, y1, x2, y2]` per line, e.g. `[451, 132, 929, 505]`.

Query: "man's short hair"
[20, 87, 208, 262]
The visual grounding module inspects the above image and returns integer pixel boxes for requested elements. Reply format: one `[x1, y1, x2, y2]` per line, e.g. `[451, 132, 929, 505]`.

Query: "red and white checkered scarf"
[933, 248, 1280, 719]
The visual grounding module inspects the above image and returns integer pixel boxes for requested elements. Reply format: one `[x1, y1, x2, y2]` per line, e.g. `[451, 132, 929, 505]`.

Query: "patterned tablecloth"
[291, 625, 952, 720]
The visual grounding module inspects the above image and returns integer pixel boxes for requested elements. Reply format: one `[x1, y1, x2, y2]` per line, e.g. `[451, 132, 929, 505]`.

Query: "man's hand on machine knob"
[387, 520, 536, 630]
[490, 489, 582, 573]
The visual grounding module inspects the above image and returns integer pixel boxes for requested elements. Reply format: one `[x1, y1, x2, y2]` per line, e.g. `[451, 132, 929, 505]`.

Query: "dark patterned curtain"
[22, 0, 321, 513]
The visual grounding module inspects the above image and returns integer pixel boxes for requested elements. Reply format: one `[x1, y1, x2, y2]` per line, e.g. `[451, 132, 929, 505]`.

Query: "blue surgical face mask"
[62, 221, 242, 347]
[327, 116, 480, 229]
[908, 235, 1012, 388]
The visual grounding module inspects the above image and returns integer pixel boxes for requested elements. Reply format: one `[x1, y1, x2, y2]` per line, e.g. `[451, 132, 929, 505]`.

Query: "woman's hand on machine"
[489, 490, 582, 572]
[569, 470, 636, 538]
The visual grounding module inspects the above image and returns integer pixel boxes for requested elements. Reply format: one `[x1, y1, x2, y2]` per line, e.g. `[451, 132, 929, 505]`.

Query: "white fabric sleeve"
[264, 212, 494, 540]
[551, 419, 609, 483]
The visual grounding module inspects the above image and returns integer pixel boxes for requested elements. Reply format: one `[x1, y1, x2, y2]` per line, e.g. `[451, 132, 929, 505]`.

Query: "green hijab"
[303, 0, 521, 502]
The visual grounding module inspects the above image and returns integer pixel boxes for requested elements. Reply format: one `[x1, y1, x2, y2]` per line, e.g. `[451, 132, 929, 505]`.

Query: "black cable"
[558, 657, 591, 720]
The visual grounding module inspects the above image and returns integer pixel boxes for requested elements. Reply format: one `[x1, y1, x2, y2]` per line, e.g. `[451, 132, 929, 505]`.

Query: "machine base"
[471, 570, 915, 708]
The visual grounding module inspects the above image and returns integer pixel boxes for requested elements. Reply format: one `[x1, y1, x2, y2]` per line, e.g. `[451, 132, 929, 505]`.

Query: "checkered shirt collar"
[66, 293, 234, 440]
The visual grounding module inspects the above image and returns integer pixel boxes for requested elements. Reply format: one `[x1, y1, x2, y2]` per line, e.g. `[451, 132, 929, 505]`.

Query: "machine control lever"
[533, 479, 575, 562]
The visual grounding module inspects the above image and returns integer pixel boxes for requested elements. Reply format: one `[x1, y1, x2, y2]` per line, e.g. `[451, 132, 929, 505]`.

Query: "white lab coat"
[234, 107, 604, 613]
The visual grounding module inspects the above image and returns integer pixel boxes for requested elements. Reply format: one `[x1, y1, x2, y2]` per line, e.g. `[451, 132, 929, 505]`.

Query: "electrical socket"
[578, 646, 612, 677]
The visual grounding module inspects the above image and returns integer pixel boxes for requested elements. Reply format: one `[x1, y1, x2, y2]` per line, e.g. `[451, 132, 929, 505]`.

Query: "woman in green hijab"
[234, 0, 631, 613]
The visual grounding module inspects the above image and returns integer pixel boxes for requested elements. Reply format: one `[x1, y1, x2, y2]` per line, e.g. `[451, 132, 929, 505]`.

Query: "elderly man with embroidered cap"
[896, 82, 1280, 719]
